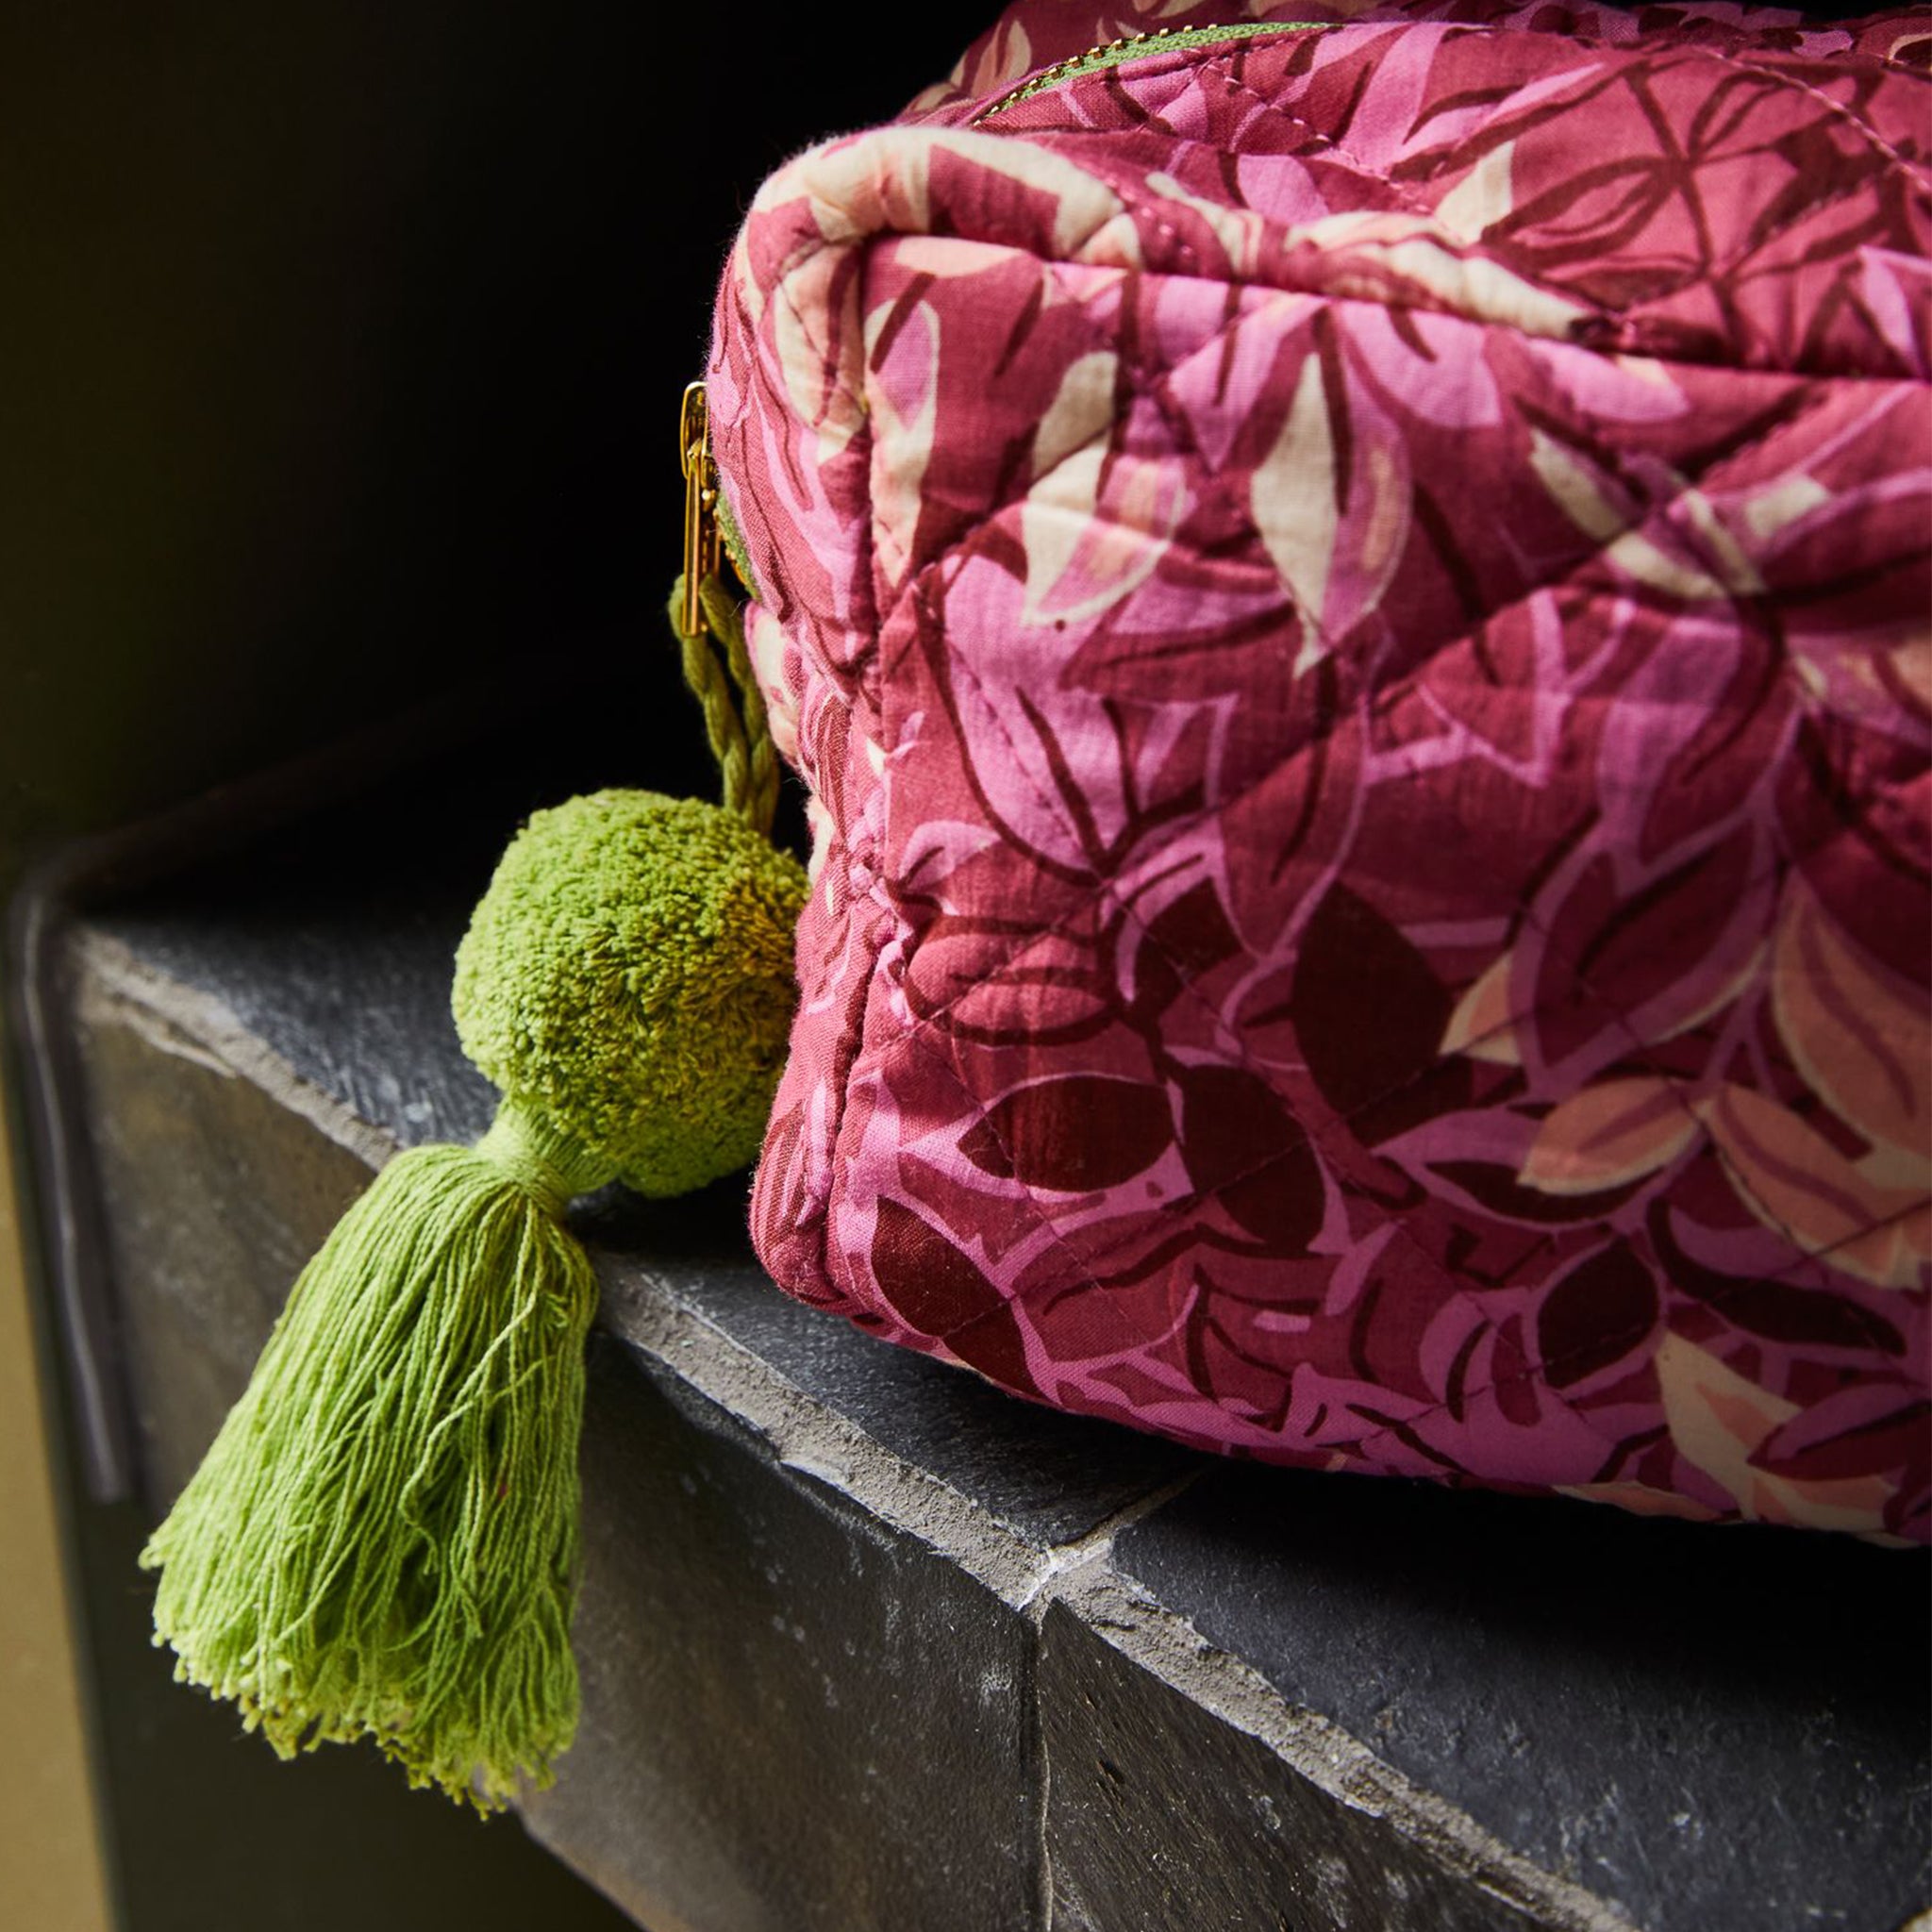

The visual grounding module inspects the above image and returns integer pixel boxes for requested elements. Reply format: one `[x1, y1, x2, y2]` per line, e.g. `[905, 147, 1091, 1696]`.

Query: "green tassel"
[139, 786, 808, 1808]
[140, 1100, 608, 1810]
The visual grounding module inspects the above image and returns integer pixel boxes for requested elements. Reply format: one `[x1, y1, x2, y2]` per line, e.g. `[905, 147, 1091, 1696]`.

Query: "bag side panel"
[715, 4, 1932, 1535]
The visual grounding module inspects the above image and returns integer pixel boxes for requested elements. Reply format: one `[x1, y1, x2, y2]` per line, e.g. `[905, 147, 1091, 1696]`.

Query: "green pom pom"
[453, 789, 808, 1199]
[142, 785, 808, 1809]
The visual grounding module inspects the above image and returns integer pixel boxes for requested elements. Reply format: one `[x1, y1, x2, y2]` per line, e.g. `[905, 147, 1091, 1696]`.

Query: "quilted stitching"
[720, 0, 1932, 1538]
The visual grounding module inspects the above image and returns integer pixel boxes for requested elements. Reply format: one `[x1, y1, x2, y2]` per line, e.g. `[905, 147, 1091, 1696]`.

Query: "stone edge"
[71, 925, 1632, 1932]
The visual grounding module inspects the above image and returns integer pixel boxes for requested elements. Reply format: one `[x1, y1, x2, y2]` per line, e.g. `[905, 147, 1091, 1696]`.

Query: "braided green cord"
[671, 575, 752, 824]
[670, 572, 779, 839]
[699, 572, 780, 839]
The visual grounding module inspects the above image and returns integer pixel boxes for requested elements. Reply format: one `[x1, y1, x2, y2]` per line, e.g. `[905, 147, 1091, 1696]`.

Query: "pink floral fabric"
[709, 0, 1932, 1537]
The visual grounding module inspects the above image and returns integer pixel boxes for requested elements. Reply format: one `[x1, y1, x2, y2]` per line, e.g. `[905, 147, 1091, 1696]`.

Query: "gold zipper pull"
[679, 380, 720, 638]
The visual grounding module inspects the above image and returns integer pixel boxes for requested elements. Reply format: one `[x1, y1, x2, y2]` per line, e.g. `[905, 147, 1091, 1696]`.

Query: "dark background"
[0, 2, 974, 859]
[0, 7, 976, 1928]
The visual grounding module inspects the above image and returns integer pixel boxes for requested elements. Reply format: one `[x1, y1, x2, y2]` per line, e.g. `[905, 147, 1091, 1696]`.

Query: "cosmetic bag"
[708, 0, 1932, 1539]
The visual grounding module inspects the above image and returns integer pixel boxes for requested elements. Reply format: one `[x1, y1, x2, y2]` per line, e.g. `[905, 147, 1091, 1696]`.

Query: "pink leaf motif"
[1655, 1335, 1894, 1534]
[1697, 1084, 1931, 1291]
[1525, 341, 1692, 427]
[1858, 245, 1932, 379]
[1441, 953, 1521, 1066]
[865, 291, 940, 589]
[1519, 1077, 1697, 1195]
[1773, 878, 1932, 1178]
[1020, 441, 1185, 627]
[1529, 428, 1724, 601]
[1556, 1481, 1721, 1524]
[1250, 342, 1409, 666]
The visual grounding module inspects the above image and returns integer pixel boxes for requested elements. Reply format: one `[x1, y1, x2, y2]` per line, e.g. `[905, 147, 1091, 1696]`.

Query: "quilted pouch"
[708, 0, 1932, 1539]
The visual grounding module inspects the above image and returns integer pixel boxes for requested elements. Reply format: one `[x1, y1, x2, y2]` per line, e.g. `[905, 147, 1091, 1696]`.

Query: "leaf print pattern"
[1518, 1078, 1701, 1197]
[711, 0, 1932, 1539]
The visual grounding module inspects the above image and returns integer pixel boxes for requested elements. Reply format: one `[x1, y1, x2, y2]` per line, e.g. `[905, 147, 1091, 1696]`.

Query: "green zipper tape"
[714, 479, 759, 606]
[975, 21, 1325, 122]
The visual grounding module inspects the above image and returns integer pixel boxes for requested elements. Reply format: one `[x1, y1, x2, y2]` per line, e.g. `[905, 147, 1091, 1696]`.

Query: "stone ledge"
[43, 759, 1932, 1932]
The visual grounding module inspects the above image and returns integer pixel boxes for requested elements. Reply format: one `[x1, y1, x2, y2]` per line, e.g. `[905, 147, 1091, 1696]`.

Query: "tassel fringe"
[140, 1137, 598, 1810]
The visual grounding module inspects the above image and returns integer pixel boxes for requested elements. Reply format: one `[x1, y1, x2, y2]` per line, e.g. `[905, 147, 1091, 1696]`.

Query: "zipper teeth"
[972, 20, 1304, 123]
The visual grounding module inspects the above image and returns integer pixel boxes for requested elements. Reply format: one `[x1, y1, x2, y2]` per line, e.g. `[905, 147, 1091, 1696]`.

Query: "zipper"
[678, 380, 721, 637]
[674, 382, 777, 832]
[679, 378, 758, 625]
[972, 20, 1320, 123]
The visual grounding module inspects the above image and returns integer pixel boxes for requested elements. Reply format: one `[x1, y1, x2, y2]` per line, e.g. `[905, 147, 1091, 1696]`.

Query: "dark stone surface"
[73, 987, 377, 1509]
[76, 951, 1043, 1932]
[101, 882, 497, 1149]
[92, 830, 501, 1158]
[1040, 1604, 1543, 1932]
[524, 1336, 1038, 1932]
[1113, 1466, 1932, 1932]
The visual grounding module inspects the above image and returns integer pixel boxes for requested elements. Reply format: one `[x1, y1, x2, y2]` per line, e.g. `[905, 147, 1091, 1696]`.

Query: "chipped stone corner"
[69, 929, 397, 1173]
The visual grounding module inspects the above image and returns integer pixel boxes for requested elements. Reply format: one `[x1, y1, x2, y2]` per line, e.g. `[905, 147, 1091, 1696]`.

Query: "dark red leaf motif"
[1434, 1160, 1643, 1225]
[962, 1075, 1173, 1191]
[1291, 883, 1459, 1138]
[1493, 1315, 1541, 1425]
[1343, 1275, 1439, 1407]
[1536, 1245, 1659, 1389]
[1133, 881, 1242, 1018]
[870, 1196, 1005, 1337]
[1188, 1302, 1297, 1425]
[1715, 1283, 1900, 1354]
[1751, 1397, 1931, 1484]
[1537, 833, 1756, 1065]
[946, 1303, 1039, 1396]
[1178, 1064, 1285, 1191]
[1177, 1063, 1323, 1253]
[867, 1194, 1042, 1397]
[1647, 1203, 1906, 1355]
